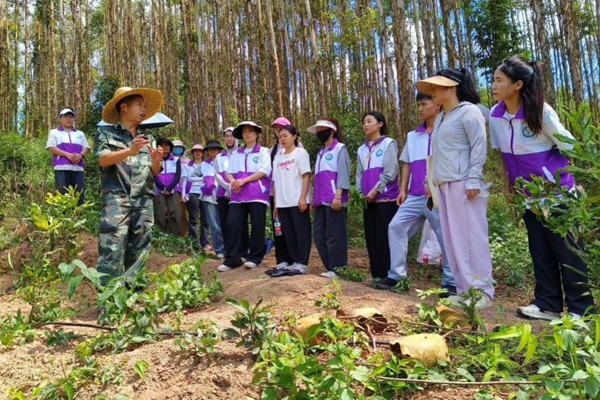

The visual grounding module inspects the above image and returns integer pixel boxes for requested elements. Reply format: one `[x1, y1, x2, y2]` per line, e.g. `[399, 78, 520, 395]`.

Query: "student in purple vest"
[307, 118, 350, 279]
[269, 117, 294, 269]
[154, 138, 182, 235]
[490, 56, 593, 320]
[416, 68, 494, 310]
[181, 143, 211, 251]
[356, 112, 400, 279]
[46, 108, 90, 205]
[218, 121, 272, 272]
[215, 127, 248, 255]
[271, 125, 312, 274]
[374, 94, 457, 295]
[198, 139, 226, 258]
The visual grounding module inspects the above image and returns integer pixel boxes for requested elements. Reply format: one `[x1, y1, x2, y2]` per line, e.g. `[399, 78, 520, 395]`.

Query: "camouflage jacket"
[94, 123, 157, 199]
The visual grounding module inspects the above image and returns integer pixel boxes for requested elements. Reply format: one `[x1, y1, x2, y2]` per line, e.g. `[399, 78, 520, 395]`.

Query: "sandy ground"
[0, 234, 538, 399]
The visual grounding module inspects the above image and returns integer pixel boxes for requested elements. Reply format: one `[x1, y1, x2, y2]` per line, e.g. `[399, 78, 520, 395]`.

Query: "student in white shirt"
[181, 144, 211, 250]
[490, 55, 593, 320]
[218, 121, 272, 272]
[272, 125, 312, 274]
[215, 127, 247, 253]
[268, 117, 294, 268]
[198, 139, 226, 258]
[46, 107, 90, 205]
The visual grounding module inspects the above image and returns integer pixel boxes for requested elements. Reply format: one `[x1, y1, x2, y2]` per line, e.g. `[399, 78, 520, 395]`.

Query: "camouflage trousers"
[97, 194, 154, 283]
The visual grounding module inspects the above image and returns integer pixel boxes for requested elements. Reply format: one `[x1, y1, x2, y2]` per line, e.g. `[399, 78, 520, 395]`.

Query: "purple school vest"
[313, 140, 349, 206]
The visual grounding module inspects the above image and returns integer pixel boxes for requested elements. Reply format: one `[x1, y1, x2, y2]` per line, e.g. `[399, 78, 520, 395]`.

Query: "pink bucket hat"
[191, 144, 204, 151]
[271, 117, 292, 128]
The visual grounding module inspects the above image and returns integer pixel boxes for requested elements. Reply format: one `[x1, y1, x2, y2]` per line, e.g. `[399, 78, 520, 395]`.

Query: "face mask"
[172, 147, 184, 156]
[316, 130, 332, 143]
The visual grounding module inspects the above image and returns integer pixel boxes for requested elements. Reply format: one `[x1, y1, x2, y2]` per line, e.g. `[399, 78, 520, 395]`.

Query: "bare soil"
[0, 235, 539, 399]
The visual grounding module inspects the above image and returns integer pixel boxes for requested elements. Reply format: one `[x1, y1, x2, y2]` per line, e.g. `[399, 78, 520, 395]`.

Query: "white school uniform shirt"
[185, 161, 204, 196]
[200, 159, 218, 204]
[46, 127, 90, 171]
[215, 151, 232, 198]
[272, 147, 312, 208]
[489, 101, 575, 189]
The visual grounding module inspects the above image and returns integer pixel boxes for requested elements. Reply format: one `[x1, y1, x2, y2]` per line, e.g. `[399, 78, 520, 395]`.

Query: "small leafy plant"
[224, 299, 274, 354]
[175, 319, 221, 359]
[314, 278, 342, 311]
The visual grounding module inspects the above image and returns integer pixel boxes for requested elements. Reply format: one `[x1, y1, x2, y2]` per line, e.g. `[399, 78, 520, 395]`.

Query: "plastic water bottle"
[274, 215, 282, 236]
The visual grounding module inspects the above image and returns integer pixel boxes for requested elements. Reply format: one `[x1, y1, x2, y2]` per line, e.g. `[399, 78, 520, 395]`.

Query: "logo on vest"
[253, 156, 259, 163]
[376, 149, 383, 157]
[325, 154, 333, 161]
[522, 126, 535, 138]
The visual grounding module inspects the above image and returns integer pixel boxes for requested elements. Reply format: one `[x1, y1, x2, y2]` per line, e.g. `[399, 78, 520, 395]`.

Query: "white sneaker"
[217, 264, 231, 272]
[241, 257, 247, 263]
[517, 304, 561, 321]
[216, 253, 225, 259]
[243, 261, 258, 269]
[447, 295, 465, 303]
[473, 294, 493, 310]
[276, 261, 292, 269]
[320, 271, 337, 278]
[568, 312, 582, 320]
[292, 263, 308, 274]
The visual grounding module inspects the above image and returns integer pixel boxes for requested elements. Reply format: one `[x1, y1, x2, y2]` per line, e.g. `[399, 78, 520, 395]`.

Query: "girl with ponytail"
[415, 67, 494, 309]
[490, 55, 593, 320]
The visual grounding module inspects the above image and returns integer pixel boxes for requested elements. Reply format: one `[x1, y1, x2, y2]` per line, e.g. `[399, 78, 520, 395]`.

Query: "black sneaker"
[439, 285, 457, 299]
[374, 277, 399, 290]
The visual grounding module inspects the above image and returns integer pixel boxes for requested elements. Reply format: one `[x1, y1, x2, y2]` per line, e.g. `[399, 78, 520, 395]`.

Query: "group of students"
[152, 135, 238, 258]
[209, 54, 593, 321]
[48, 55, 593, 322]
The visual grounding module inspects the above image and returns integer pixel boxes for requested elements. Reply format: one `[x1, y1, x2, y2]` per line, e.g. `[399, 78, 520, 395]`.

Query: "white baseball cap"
[306, 119, 337, 134]
[59, 108, 76, 117]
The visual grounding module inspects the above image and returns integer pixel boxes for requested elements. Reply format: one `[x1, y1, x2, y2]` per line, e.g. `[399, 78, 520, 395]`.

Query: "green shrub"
[489, 228, 532, 288]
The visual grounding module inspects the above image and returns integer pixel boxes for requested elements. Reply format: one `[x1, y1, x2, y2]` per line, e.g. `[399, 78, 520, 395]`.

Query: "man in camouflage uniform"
[95, 87, 164, 283]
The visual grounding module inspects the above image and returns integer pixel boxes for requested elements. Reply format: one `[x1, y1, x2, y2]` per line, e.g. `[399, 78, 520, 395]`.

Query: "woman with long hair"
[490, 55, 593, 320]
[356, 111, 400, 279]
[416, 68, 493, 309]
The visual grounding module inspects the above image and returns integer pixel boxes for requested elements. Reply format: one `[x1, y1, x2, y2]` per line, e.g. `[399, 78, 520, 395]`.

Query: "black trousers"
[278, 206, 312, 266]
[523, 210, 594, 315]
[313, 205, 348, 271]
[54, 170, 85, 205]
[218, 197, 248, 256]
[270, 196, 292, 264]
[225, 202, 267, 267]
[187, 193, 209, 247]
[364, 201, 398, 279]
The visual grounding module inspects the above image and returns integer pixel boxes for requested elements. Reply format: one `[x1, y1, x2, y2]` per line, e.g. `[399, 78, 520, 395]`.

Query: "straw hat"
[102, 86, 164, 124]
[415, 76, 459, 96]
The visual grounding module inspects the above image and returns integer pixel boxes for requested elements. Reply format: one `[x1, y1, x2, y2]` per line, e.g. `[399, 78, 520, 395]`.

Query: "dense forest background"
[0, 0, 599, 142]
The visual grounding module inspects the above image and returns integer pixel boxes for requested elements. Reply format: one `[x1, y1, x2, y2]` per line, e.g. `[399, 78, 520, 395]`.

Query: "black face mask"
[317, 130, 332, 143]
